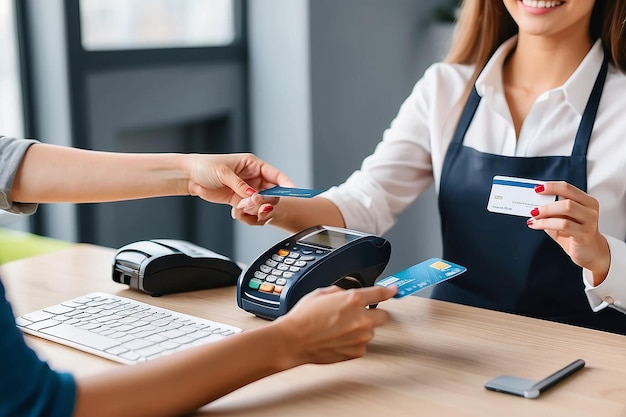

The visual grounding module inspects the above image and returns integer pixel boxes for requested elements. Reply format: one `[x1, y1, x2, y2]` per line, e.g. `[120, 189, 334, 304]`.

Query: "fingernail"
[534, 184, 545, 193]
[245, 187, 256, 196]
[526, 218, 534, 226]
[262, 205, 274, 213]
[530, 207, 540, 217]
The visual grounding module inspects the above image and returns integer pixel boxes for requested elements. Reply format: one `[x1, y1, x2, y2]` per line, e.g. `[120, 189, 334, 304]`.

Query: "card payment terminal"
[237, 225, 391, 320]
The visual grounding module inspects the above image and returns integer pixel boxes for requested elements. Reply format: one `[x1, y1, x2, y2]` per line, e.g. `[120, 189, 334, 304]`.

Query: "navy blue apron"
[432, 57, 626, 334]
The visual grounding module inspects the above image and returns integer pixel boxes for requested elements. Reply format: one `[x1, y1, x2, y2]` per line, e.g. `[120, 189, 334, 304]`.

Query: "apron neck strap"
[572, 56, 608, 156]
[450, 88, 480, 145]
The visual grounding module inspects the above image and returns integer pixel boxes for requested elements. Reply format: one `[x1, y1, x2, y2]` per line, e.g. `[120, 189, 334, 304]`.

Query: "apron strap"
[571, 57, 608, 156]
[450, 88, 481, 145]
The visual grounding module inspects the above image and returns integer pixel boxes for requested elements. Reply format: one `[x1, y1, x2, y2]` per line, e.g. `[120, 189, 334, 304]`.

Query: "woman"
[233, 0, 626, 334]
[0, 136, 396, 417]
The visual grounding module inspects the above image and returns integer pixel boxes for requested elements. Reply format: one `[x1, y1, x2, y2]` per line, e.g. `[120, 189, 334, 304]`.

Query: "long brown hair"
[445, 0, 626, 81]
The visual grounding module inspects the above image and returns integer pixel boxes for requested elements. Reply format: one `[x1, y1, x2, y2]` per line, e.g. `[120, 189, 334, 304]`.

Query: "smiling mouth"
[521, 0, 565, 8]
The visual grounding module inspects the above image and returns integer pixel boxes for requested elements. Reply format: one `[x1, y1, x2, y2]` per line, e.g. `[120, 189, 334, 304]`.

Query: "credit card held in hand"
[487, 176, 557, 217]
[376, 258, 467, 298]
[258, 186, 323, 198]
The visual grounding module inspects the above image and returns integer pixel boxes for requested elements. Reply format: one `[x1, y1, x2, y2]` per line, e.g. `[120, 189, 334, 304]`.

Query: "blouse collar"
[475, 36, 605, 116]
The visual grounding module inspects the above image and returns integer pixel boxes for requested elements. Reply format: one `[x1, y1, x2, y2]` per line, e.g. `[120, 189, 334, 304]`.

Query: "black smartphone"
[484, 359, 585, 399]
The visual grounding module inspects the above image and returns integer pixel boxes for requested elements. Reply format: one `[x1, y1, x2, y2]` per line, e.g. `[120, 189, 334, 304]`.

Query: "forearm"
[589, 233, 611, 286]
[73, 324, 296, 417]
[10, 144, 190, 204]
[269, 196, 346, 233]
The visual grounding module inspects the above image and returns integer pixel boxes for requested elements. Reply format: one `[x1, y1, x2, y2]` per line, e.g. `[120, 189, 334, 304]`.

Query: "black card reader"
[237, 225, 391, 320]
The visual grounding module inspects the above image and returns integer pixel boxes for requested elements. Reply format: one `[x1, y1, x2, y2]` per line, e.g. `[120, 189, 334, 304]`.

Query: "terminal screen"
[298, 229, 359, 249]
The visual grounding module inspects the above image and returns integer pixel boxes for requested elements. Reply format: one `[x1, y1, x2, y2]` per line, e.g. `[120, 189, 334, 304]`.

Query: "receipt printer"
[112, 239, 242, 296]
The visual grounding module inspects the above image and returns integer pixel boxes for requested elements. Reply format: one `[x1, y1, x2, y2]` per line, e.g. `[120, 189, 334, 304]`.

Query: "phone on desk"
[236, 225, 392, 320]
[484, 359, 585, 399]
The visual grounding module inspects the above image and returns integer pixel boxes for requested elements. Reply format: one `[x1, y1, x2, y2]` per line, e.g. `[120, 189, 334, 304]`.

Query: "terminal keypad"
[248, 245, 328, 295]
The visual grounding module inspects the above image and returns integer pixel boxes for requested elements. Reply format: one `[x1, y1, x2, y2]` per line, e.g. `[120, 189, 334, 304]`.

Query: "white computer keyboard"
[16, 292, 242, 365]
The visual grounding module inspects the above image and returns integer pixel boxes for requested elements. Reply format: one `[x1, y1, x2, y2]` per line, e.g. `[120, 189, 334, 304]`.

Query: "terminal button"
[259, 283, 275, 293]
[248, 278, 263, 290]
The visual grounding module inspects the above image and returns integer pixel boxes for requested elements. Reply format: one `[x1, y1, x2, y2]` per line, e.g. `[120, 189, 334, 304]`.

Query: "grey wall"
[242, 0, 451, 278]
[236, 0, 312, 266]
[309, 0, 444, 276]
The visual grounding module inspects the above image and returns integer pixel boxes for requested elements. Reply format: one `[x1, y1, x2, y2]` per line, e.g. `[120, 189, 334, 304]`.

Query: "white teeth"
[522, 0, 563, 8]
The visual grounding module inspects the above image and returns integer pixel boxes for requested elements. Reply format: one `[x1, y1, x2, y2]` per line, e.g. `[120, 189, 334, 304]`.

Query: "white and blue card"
[376, 258, 467, 298]
[258, 186, 323, 198]
[487, 176, 556, 217]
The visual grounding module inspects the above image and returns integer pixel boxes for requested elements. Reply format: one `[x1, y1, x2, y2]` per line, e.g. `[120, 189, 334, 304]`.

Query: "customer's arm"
[73, 285, 396, 417]
[10, 143, 294, 207]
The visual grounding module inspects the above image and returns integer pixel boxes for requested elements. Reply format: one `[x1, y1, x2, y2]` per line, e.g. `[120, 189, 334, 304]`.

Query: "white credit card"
[487, 176, 556, 217]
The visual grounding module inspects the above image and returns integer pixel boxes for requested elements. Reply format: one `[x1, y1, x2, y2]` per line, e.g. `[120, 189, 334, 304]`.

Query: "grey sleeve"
[0, 136, 39, 214]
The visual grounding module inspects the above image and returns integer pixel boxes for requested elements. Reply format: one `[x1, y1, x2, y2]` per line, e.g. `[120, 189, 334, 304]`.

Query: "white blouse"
[321, 37, 626, 315]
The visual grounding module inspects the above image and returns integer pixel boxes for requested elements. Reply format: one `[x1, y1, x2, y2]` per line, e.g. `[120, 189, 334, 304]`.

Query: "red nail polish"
[534, 184, 545, 193]
[262, 205, 274, 213]
[530, 208, 540, 217]
[526, 218, 534, 226]
[245, 187, 256, 196]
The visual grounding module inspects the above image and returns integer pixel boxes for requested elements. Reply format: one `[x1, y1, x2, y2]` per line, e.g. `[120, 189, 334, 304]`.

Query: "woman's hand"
[271, 285, 397, 367]
[232, 192, 279, 226]
[185, 153, 294, 211]
[527, 181, 610, 285]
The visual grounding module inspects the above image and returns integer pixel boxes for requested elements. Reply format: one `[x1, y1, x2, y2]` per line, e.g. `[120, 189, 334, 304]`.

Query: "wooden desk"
[2, 244, 626, 416]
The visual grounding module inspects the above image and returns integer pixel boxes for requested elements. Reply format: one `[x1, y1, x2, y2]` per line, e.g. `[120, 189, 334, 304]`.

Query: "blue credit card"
[258, 186, 323, 198]
[376, 258, 467, 298]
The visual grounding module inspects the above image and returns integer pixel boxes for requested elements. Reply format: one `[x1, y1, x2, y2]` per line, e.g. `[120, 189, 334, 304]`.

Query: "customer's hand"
[272, 285, 397, 367]
[186, 153, 295, 208]
[528, 181, 610, 285]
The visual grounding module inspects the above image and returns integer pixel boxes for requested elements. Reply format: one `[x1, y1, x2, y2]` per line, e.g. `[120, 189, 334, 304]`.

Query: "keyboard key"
[105, 345, 129, 356]
[21, 310, 54, 322]
[43, 304, 75, 315]
[135, 344, 167, 358]
[26, 318, 62, 331]
[123, 339, 154, 351]
[120, 351, 142, 362]
[41, 323, 122, 351]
